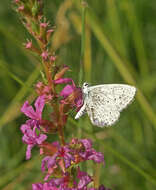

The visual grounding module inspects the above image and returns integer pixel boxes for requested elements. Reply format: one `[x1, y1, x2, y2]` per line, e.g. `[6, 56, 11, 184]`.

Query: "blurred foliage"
[0, 0, 156, 189]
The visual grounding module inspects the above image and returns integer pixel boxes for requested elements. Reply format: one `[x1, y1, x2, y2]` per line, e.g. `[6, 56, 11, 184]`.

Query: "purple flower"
[34, 139, 104, 186]
[53, 77, 83, 110]
[80, 139, 104, 164]
[87, 150, 104, 163]
[21, 124, 47, 160]
[60, 84, 75, 99]
[32, 175, 70, 190]
[58, 146, 75, 168]
[77, 167, 92, 189]
[80, 139, 92, 149]
[32, 176, 110, 190]
[32, 182, 58, 190]
[21, 96, 47, 159]
[21, 95, 45, 129]
[41, 142, 59, 172]
[41, 154, 58, 181]
[32, 183, 43, 190]
[41, 154, 58, 172]
[43, 182, 58, 190]
[49, 178, 64, 186]
[60, 84, 83, 110]
[54, 78, 75, 86]
[98, 185, 111, 190]
[41, 142, 75, 180]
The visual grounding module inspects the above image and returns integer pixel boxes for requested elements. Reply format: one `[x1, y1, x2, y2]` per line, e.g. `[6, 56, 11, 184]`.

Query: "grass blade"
[0, 66, 40, 128]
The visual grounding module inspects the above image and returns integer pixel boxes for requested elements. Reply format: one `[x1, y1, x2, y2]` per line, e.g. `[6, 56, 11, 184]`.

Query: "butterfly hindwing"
[86, 103, 120, 127]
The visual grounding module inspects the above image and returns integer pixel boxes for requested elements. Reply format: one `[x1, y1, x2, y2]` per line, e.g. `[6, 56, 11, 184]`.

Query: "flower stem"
[93, 162, 102, 187]
[58, 125, 65, 146]
[42, 60, 54, 92]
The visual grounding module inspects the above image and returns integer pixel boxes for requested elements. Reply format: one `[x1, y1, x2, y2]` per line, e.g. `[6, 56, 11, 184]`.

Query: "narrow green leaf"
[0, 66, 40, 128]
[0, 60, 24, 86]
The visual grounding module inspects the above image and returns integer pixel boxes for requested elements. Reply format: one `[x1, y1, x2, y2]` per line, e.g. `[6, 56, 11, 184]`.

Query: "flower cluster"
[20, 92, 109, 189]
[32, 171, 111, 190]
[14, 0, 111, 189]
[40, 139, 104, 180]
[20, 85, 82, 160]
[21, 95, 47, 160]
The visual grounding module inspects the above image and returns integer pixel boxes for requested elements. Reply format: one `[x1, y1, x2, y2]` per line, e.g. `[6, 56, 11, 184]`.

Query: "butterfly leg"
[75, 103, 86, 119]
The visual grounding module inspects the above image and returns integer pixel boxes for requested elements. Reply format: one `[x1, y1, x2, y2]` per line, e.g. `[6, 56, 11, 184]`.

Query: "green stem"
[58, 125, 65, 146]
[78, 1, 87, 139]
[79, 0, 87, 86]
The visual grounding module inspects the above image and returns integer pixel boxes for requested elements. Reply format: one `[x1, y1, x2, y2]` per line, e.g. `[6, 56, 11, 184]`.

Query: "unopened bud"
[46, 29, 54, 41]
[41, 51, 49, 60]
[18, 5, 24, 11]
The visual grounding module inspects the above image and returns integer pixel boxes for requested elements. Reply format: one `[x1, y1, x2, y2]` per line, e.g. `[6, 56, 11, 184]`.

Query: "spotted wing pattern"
[85, 84, 136, 127]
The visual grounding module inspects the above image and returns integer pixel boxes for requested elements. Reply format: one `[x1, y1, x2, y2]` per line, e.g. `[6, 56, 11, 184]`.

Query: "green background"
[0, 0, 156, 189]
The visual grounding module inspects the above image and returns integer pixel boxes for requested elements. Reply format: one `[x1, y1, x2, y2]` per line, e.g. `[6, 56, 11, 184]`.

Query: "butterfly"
[75, 82, 136, 127]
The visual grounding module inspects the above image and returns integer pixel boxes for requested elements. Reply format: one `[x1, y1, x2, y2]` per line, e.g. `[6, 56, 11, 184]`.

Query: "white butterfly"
[75, 82, 136, 127]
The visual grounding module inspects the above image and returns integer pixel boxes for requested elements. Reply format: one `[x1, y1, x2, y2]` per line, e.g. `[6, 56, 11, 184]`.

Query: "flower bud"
[18, 5, 24, 11]
[32, 1, 39, 17]
[41, 51, 49, 60]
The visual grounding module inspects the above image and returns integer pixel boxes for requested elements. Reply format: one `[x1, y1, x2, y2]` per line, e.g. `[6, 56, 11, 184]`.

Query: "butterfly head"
[82, 82, 89, 94]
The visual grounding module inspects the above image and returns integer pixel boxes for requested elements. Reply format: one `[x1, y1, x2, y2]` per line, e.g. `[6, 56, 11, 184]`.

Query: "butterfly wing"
[85, 84, 136, 127]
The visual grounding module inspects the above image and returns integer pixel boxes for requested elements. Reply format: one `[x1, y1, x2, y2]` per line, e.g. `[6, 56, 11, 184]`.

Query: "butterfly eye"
[84, 82, 89, 87]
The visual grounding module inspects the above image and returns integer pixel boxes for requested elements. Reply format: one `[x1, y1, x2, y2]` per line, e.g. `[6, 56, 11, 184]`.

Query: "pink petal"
[32, 183, 43, 190]
[77, 168, 92, 189]
[34, 95, 45, 120]
[22, 133, 34, 144]
[20, 124, 31, 133]
[25, 41, 32, 49]
[41, 156, 50, 172]
[44, 173, 51, 181]
[26, 144, 34, 160]
[60, 84, 75, 98]
[21, 101, 37, 119]
[40, 22, 48, 28]
[54, 78, 75, 86]
[80, 139, 92, 149]
[36, 134, 47, 144]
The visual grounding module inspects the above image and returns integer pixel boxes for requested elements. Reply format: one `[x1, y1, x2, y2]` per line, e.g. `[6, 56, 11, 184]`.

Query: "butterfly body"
[75, 82, 136, 127]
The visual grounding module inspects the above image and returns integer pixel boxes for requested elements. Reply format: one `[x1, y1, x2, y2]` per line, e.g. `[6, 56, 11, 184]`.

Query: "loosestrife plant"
[13, 0, 111, 189]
